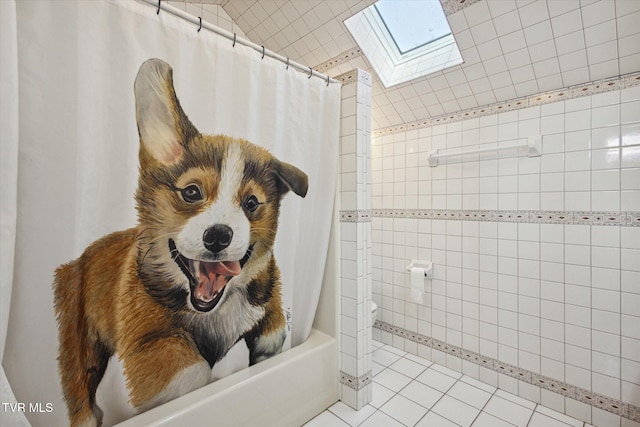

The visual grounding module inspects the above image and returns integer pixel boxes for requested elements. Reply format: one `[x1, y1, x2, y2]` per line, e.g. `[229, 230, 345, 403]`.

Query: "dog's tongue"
[194, 261, 241, 303]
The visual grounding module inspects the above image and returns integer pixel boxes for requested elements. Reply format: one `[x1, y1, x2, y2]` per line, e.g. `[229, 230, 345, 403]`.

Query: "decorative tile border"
[335, 69, 359, 86]
[334, 68, 373, 87]
[340, 369, 372, 391]
[440, 0, 483, 15]
[374, 320, 640, 422]
[340, 209, 372, 223]
[371, 209, 640, 227]
[373, 72, 640, 138]
[314, 47, 363, 74]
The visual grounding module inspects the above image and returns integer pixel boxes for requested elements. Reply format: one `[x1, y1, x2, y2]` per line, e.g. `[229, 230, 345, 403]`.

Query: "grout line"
[469, 386, 501, 427]
[525, 403, 538, 427]
[358, 410, 376, 426]
[410, 374, 458, 427]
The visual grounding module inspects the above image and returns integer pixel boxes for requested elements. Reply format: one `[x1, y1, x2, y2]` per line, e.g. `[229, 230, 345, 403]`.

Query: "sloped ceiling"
[192, 0, 640, 132]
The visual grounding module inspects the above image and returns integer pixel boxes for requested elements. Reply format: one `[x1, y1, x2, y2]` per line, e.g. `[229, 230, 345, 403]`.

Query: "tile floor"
[304, 341, 593, 427]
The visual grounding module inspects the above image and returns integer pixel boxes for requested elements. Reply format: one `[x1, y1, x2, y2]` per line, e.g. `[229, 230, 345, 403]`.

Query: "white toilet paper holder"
[406, 260, 433, 279]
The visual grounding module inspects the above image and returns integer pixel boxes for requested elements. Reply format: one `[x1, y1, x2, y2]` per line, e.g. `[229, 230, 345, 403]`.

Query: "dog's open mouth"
[169, 239, 250, 312]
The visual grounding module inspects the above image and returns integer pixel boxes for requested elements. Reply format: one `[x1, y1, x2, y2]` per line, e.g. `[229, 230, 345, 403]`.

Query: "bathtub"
[114, 329, 337, 427]
[114, 211, 340, 427]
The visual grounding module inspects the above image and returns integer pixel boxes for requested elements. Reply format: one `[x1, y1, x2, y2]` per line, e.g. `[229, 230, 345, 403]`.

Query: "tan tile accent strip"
[374, 320, 640, 423]
[371, 209, 640, 227]
[340, 370, 372, 391]
[334, 69, 359, 85]
[340, 210, 372, 223]
[314, 47, 363, 74]
[440, 0, 483, 15]
[373, 72, 640, 137]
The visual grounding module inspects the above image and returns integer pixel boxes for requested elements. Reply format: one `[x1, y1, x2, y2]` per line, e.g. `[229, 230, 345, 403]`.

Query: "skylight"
[345, 0, 463, 87]
[374, 0, 452, 54]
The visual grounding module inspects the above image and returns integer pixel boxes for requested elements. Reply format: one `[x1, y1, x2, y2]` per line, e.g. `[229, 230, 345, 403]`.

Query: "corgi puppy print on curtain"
[53, 58, 308, 427]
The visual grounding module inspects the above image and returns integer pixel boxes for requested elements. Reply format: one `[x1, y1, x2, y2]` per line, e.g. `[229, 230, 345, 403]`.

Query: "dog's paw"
[74, 415, 100, 427]
[249, 329, 286, 365]
[137, 361, 210, 412]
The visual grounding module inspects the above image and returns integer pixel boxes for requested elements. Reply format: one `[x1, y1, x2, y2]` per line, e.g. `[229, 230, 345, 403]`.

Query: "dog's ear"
[272, 160, 308, 198]
[134, 58, 197, 165]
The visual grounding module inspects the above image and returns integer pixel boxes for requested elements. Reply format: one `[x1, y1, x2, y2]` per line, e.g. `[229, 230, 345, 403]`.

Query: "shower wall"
[371, 77, 640, 427]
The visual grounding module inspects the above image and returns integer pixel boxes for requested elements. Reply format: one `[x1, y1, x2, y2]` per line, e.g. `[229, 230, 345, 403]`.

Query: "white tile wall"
[339, 68, 374, 411]
[165, 1, 246, 38]
[318, 0, 640, 131]
[219, 0, 376, 70]
[371, 85, 640, 426]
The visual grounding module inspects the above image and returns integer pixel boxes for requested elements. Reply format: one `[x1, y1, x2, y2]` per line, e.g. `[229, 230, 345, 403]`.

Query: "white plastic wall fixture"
[427, 135, 542, 167]
[406, 260, 433, 279]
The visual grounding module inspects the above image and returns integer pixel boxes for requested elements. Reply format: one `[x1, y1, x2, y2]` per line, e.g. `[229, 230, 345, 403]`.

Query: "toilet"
[371, 301, 378, 324]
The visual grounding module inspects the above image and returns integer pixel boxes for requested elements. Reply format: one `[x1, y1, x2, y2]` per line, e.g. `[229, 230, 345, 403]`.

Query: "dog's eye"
[180, 184, 203, 203]
[243, 195, 261, 212]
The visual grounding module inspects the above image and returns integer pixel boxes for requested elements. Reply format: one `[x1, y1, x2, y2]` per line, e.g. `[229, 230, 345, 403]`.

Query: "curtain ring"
[327, 74, 330, 87]
[308, 67, 312, 79]
[197, 17, 202, 32]
[261, 45, 265, 59]
[232, 33, 236, 47]
[285, 58, 290, 70]
[156, 0, 161, 15]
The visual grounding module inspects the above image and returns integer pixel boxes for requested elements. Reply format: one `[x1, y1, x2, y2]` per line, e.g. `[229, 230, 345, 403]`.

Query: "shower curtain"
[1, 1, 340, 426]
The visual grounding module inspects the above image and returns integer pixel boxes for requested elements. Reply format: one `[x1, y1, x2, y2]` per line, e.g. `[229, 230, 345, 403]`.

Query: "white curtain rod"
[427, 136, 542, 167]
[139, 0, 339, 85]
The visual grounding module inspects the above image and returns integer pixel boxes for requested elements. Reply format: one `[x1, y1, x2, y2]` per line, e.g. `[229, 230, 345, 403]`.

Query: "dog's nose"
[203, 224, 233, 253]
